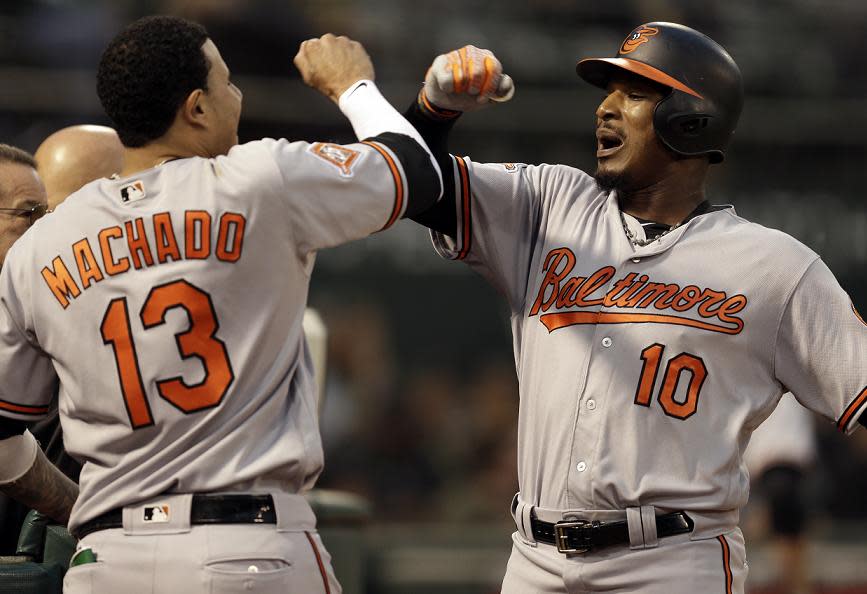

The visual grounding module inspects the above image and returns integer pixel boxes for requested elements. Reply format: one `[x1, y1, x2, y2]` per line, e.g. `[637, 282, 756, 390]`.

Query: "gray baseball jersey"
[432, 157, 867, 537]
[0, 136, 428, 535]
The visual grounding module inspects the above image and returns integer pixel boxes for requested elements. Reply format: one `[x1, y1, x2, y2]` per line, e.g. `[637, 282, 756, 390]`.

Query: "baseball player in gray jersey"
[403, 23, 867, 594]
[0, 15, 441, 594]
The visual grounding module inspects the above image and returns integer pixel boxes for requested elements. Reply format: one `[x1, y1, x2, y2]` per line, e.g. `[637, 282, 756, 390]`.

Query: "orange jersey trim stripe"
[717, 535, 733, 594]
[362, 141, 404, 231]
[539, 311, 741, 335]
[455, 156, 472, 261]
[837, 386, 867, 431]
[0, 399, 49, 416]
[305, 531, 332, 594]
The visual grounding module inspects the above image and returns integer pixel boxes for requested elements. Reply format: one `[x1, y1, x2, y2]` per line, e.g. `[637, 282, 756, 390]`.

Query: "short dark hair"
[0, 144, 36, 169]
[97, 16, 210, 148]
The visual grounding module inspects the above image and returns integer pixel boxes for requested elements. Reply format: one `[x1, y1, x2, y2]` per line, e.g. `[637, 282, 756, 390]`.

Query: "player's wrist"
[417, 88, 463, 122]
[338, 80, 424, 145]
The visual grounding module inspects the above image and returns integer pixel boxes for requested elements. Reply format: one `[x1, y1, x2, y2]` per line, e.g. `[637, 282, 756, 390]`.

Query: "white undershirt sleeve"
[338, 80, 443, 199]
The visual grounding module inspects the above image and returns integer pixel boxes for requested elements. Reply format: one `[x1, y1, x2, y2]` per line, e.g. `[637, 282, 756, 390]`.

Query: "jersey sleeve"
[0, 244, 57, 422]
[775, 257, 867, 434]
[430, 158, 589, 311]
[260, 133, 440, 255]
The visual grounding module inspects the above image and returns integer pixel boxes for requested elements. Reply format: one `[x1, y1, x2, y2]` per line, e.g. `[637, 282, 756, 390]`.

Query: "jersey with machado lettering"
[0, 136, 434, 534]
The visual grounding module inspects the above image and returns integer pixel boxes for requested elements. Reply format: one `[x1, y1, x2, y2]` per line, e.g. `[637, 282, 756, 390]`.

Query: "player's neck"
[118, 131, 210, 178]
[618, 166, 709, 227]
[120, 144, 185, 178]
[619, 188, 706, 227]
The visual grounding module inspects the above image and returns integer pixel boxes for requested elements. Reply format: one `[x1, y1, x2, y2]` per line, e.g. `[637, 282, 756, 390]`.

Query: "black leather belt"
[531, 511, 693, 554]
[73, 494, 276, 540]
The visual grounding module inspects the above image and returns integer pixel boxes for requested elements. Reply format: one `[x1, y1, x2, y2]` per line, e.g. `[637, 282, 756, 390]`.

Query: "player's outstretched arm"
[0, 430, 78, 524]
[406, 46, 515, 238]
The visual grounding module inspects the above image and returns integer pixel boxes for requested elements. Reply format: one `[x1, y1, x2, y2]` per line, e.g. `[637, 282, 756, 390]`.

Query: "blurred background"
[1, 0, 866, 592]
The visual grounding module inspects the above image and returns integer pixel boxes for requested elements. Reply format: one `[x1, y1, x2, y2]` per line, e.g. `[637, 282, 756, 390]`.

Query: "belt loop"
[640, 505, 659, 548]
[626, 506, 645, 549]
[272, 492, 317, 532]
[510, 493, 537, 547]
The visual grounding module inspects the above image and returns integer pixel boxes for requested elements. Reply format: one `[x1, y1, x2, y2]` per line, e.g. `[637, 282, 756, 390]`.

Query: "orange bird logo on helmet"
[620, 26, 659, 54]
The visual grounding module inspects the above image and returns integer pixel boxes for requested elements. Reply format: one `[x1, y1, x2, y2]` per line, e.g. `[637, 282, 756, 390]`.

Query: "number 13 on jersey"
[100, 279, 235, 429]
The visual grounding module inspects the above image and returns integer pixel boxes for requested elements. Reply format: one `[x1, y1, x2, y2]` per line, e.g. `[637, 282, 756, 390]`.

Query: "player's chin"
[593, 164, 630, 192]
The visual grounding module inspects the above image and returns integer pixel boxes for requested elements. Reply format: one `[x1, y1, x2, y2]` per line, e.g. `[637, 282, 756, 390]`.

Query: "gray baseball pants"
[63, 493, 340, 594]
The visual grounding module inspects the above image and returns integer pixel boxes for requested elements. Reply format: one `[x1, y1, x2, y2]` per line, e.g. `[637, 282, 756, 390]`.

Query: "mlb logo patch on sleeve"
[119, 180, 146, 203]
[309, 143, 363, 177]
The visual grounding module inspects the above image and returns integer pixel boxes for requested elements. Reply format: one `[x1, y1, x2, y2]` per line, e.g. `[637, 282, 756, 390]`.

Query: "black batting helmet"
[576, 22, 743, 163]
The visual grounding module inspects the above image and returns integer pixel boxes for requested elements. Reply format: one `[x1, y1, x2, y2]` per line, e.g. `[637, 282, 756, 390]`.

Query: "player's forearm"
[0, 437, 78, 525]
[337, 80, 445, 217]
[404, 97, 459, 237]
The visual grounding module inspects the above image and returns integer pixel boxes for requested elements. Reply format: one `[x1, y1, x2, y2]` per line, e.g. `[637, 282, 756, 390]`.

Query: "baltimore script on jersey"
[529, 247, 748, 335]
[40, 208, 246, 309]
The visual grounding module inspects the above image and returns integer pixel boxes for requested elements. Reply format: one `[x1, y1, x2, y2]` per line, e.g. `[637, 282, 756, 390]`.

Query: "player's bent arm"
[339, 79, 442, 205]
[404, 95, 459, 238]
[401, 45, 514, 239]
[0, 429, 78, 524]
[774, 258, 867, 434]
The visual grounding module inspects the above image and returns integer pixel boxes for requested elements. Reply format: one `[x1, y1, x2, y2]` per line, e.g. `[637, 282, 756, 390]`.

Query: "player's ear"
[180, 89, 207, 128]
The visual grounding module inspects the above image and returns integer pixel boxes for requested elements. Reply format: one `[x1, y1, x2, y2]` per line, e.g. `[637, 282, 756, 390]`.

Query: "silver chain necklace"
[619, 210, 681, 247]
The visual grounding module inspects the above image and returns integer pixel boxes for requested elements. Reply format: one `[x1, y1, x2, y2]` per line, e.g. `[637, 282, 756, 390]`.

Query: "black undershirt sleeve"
[859, 411, 867, 429]
[362, 131, 442, 219]
[403, 99, 459, 238]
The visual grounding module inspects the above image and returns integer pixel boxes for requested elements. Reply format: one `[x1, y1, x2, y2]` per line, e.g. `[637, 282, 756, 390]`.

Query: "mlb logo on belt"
[143, 505, 170, 523]
[119, 180, 146, 203]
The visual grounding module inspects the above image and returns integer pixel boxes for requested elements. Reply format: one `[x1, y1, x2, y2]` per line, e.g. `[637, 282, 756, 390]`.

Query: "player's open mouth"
[596, 128, 624, 158]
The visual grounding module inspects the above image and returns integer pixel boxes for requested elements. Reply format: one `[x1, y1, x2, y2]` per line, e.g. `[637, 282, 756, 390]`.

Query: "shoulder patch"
[503, 163, 518, 173]
[309, 142, 363, 177]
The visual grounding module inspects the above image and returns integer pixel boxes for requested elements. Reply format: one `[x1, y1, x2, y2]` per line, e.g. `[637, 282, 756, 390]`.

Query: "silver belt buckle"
[554, 519, 592, 554]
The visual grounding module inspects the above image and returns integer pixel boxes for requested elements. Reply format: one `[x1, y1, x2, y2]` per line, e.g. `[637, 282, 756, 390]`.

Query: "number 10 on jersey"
[633, 343, 707, 420]
[100, 279, 234, 429]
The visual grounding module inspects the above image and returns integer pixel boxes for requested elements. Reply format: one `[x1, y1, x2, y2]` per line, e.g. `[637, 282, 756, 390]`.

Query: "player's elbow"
[366, 132, 442, 218]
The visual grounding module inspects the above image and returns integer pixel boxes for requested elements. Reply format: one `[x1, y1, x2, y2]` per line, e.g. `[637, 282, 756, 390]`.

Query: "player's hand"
[294, 34, 375, 104]
[422, 45, 515, 113]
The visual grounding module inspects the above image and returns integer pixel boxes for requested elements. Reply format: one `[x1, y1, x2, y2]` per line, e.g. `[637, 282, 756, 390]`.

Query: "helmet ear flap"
[672, 115, 711, 136]
[653, 93, 723, 161]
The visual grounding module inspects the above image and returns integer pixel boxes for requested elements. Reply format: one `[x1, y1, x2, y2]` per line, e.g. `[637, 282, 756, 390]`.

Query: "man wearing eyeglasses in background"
[0, 145, 48, 267]
[0, 143, 49, 554]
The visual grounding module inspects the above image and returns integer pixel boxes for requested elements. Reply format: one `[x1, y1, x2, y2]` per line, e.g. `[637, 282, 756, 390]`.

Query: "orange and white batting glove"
[419, 45, 515, 118]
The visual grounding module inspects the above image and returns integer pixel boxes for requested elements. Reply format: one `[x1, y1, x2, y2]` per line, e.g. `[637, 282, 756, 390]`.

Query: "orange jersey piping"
[362, 141, 404, 231]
